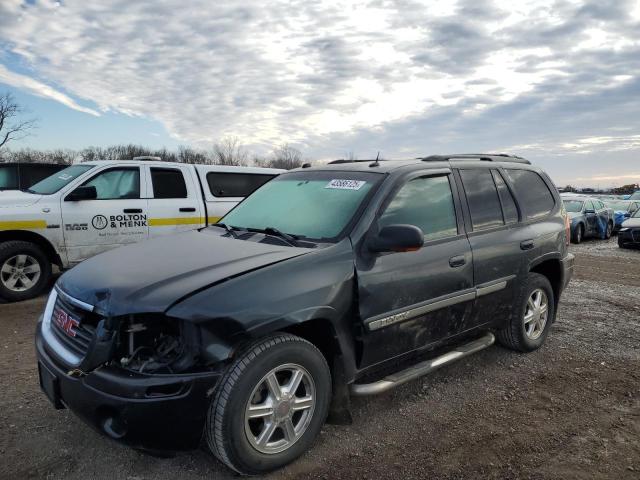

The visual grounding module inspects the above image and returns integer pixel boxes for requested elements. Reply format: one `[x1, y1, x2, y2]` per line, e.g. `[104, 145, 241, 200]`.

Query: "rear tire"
[0, 241, 52, 302]
[206, 333, 331, 475]
[571, 224, 584, 244]
[497, 273, 555, 352]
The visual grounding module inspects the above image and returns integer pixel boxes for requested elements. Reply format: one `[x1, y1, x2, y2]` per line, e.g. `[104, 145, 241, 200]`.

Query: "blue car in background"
[604, 200, 640, 232]
[562, 196, 614, 243]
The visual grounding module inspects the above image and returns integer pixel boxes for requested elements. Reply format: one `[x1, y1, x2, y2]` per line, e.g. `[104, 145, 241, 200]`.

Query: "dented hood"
[56, 228, 310, 317]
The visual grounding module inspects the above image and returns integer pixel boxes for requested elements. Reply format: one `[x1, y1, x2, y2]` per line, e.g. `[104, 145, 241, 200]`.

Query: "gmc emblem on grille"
[54, 309, 80, 337]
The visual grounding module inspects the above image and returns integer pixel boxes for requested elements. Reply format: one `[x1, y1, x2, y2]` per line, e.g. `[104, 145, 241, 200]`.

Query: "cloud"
[0, 0, 638, 187]
[0, 64, 101, 116]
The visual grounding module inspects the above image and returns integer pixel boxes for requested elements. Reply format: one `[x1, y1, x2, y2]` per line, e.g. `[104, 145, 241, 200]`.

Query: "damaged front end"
[36, 287, 227, 451]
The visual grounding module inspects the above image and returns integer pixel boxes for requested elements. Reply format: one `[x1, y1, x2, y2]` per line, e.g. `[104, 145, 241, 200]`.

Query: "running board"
[350, 332, 495, 396]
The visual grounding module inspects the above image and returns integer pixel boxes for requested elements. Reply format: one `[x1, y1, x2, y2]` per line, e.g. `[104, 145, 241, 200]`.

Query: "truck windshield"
[0, 165, 19, 190]
[563, 200, 583, 213]
[27, 165, 94, 195]
[221, 170, 382, 241]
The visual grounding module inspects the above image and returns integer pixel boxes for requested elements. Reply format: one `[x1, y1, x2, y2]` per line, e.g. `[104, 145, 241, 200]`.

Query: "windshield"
[221, 171, 382, 241]
[563, 200, 583, 213]
[633, 208, 640, 218]
[0, 165, 19, 190]
[28, 165, 94, 195]
[630, 191, 640, 200]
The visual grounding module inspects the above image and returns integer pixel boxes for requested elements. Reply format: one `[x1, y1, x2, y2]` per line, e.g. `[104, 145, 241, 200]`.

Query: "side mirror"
[624, 212, 631, 218]
[368, 224, 424, 253]
[584, 209, 595, 214]
[66, 185, 97, 201]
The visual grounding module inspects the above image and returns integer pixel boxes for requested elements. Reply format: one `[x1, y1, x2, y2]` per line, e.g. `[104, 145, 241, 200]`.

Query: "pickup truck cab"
[36, 154, 574, 475]
[0, 159, 282, 301]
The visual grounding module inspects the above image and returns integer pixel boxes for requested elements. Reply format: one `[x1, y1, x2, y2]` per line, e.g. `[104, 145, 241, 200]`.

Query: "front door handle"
[520, 239, 535, 250]
[123, 208, 142, 214]
[179, 207, 196, 212]
[449, 255, 466, 268]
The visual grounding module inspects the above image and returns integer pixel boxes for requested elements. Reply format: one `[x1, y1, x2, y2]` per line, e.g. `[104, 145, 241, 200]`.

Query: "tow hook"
[67, 369, 86, 378]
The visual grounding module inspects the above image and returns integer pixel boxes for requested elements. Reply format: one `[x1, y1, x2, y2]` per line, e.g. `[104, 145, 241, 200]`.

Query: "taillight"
[562, 207, 570, 245]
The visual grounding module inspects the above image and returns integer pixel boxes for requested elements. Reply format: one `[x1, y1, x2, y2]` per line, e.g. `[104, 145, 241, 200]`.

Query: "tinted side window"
[379, 175, 457, 241]
[207, 173, 275, 197]
[151, 168, 187, 199]
[460, 169, 503, 230]
[83, 168, 140, 200]
[0, 165, 19, 190]
[506, 169, 555, 219]
[492, 170, 518, 223]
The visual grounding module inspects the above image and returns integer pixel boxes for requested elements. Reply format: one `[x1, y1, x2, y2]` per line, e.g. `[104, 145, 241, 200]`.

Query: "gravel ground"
[0, 237, 638, 479]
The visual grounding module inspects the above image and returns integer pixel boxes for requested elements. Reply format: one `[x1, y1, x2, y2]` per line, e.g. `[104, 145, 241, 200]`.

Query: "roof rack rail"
[419, 153, 530, 165]
[328, 159, 382, 164]
[132, 156, 162, 161]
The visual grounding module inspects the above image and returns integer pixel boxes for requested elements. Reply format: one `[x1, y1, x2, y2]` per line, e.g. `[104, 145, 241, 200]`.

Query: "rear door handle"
[123, 208, 142, 214]
[520, 239, 535, 250]
[449, 255, 466, 268]
[179, 207, 196, 212]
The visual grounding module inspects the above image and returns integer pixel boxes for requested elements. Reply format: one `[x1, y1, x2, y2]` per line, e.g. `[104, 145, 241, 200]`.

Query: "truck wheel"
[497, 273, 555, 352]
[571, 224, 583, 244]
[206, 333, 331, 475]
[0, 241, 52, 302]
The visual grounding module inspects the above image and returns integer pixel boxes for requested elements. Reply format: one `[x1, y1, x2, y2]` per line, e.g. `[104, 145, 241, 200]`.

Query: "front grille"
[50, 293, 97, 359]
[632, 229, 640, 242]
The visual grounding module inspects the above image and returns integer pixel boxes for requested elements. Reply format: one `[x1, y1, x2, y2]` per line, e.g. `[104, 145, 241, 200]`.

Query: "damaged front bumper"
[36, 321, 222, 452]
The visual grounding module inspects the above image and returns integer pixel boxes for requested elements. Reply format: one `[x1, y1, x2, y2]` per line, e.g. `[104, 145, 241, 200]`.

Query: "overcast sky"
[0, 0, 639, 187]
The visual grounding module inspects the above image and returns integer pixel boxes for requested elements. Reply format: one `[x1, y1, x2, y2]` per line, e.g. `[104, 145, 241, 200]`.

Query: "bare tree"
[213, 136, 248, 166]
[269, 144, 304, 170]
[0, 93, 36, 151]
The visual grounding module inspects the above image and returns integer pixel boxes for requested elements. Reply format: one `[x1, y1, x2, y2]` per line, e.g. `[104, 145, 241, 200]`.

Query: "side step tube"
[350, 332, 495, 396]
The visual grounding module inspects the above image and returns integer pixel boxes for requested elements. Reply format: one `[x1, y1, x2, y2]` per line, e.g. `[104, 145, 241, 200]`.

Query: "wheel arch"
[529, 258, 562, 319]
[0, 230, 63, 268]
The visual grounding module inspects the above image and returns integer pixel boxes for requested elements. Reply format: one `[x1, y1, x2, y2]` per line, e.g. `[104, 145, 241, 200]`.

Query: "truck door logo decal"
[92, 215, 108, 230]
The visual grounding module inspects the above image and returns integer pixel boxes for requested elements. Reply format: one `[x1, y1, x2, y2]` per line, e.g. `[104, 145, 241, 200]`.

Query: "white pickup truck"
[0, 159, 283, 301]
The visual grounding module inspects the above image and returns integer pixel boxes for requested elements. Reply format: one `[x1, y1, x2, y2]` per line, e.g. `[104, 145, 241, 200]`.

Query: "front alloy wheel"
[1, 254, 41, 292]
[245, 364, 315, 454]
[207, 333, 331, 475]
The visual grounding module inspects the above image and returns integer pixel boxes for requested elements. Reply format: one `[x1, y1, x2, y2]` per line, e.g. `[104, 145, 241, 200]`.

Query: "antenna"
[370, 151, 380, 168]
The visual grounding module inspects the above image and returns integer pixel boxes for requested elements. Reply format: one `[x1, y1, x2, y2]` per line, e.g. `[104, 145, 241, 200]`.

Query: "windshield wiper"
[211, 222, 241, 239]
[248, 226, 301, 247]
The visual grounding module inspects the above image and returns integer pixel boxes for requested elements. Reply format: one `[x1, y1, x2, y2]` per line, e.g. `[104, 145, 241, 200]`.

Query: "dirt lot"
[1, 238, 638, 480]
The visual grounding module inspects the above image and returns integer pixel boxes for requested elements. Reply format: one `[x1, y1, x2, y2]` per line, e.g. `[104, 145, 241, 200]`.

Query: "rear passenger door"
[145, 165, 205, 237]
[456, 167, 527, 330]
[356, 171, 474, 368]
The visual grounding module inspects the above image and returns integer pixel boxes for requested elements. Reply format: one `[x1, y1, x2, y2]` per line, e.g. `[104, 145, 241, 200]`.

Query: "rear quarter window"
[505, 169, 555, 219]
[207, 172, 275, 197]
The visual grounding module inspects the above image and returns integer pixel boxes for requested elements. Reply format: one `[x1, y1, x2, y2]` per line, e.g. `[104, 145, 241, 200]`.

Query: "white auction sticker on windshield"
[325, 179, 366, 190]
[58, 173, 73, 180]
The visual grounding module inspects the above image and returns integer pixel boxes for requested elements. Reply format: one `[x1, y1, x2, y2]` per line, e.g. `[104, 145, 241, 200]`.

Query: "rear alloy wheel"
[207, 333, 331, 475]
[0, 241, 51, 302]
[497, 272, 555, 352]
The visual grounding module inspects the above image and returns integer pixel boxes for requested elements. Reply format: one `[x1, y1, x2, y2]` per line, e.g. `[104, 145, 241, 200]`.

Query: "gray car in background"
[562, 196, 614, 243]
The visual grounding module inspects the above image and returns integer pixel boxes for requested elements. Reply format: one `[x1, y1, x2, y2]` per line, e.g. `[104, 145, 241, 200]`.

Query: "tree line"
[0, 141, 306, 170]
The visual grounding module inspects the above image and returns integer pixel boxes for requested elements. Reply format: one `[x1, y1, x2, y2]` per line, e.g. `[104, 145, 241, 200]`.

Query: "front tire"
[605, 221, 613, 239]
[206, 333, 331, 475]
[0, 241, 52, 302]
[497, 273, 555, 352]
[571, 224, 584, 244]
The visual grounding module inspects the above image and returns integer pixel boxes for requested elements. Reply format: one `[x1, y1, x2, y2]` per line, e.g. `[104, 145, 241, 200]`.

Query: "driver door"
[61, 166, 149, 264]
[355, 172, 474, 369]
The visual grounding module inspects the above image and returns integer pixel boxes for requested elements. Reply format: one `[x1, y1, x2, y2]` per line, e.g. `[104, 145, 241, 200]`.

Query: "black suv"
[36, 154, 574, 475]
